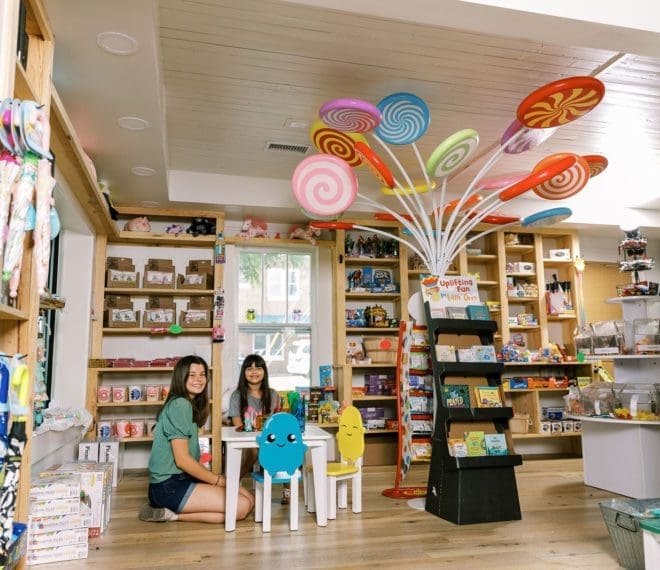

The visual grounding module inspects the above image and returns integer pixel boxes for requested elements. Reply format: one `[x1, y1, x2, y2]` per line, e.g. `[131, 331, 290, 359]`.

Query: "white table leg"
[224, 445, 242, 531]
[310, 443, 327, 526]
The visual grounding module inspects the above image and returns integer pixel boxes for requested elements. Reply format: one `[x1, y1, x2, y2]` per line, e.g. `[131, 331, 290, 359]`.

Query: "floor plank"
[41, 458, 625, 569]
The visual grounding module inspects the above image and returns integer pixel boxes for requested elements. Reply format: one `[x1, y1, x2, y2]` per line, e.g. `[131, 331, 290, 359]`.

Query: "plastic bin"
[600, 499, 660, 570]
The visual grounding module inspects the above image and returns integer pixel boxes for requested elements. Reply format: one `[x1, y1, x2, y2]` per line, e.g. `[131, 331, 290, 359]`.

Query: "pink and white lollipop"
[476, 171, 527, 191]
[291, 154, 358, 218]
[500, 119, 557, 154]
[319, 98, 381, 133]
[532, 153, 590, 200]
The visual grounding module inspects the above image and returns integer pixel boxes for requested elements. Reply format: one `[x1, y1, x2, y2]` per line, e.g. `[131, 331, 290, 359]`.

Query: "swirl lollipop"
[301, 207, 339, 222]
[375, 92, 430, 145]
[355, 141, 395, 188]
[532, 153, 590, 200]
[476, 171, 527, 191]
[291, 154, 358, 218]
[319, 98, 381, 133]
[582, 154, 608, 178]
[426, 129, 479, 178]
[500, 119, 557, 154]
[517, 76, 605, 129]
[522, 207, 572, 227]
[309, 119, 366, 168]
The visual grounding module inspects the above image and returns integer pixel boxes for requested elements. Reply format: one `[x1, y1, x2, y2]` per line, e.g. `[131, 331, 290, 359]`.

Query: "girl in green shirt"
[139, 355, 254, 523]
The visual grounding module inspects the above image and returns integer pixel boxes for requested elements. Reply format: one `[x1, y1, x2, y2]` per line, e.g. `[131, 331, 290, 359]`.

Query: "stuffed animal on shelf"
[289, 223, 321, 245]
[186, 217, 216, 237]
[237, 217, 268, 239]
[123, 216, 151, 232]
[166, 223, 185, 236]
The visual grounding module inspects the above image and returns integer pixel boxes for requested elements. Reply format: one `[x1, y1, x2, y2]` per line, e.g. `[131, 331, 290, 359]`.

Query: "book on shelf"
[447, 437, 468, 457]
[474, 385, 503, 407]
[484, 433, 508, 456]
[440, 384, 471, 408]
[466, 304, 491, 320]
[464, 431, 487, 456]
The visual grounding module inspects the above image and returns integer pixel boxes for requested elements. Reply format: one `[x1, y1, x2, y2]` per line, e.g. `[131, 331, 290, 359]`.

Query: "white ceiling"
[44, 0, 660, 235]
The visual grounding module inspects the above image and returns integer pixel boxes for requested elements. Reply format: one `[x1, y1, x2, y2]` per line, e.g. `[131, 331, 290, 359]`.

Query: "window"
[236, 248, 313, 391]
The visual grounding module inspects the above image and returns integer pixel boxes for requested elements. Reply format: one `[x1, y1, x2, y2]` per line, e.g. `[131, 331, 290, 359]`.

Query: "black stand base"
[426, 463, 522, 525]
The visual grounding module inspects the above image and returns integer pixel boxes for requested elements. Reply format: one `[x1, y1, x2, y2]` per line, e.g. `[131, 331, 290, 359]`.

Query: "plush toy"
[166, 223, 185, 236]
[186, 217, 216, 237]
[289, 223, 321, 245]
[123, 216, 151, 232]
[237, 217, 268, 239]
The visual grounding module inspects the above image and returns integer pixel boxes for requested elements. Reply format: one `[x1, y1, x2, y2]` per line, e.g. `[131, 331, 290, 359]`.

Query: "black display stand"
[424, 306, 523, 524]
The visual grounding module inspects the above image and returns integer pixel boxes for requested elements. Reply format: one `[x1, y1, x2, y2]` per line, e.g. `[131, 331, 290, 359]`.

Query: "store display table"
[568, 416, 660, 499]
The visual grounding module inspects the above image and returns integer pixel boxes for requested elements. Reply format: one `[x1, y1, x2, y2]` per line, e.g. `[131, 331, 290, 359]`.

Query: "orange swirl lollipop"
[355, 141, 395, 188]
[532, 153, 590, 200]
[582, 154, 608, 178]
[517, 76, 605, 129]
[309, 119, 366, 168]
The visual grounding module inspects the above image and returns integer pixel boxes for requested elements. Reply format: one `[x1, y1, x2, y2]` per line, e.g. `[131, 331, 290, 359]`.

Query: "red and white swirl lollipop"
[309, 119, 366, 168]
[291, 154, 358, 218]
[582, 154, 608, 178]
[319, 98, 381, 133]
[532, 153, 590, 200]
[517, 76, 605, 129]
[500, 119, 557, 154]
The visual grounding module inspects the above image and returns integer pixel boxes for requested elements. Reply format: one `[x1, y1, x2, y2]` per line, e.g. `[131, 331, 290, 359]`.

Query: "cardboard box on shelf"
[146, 258, 175, 271]
[143, 307, 175, 325]
[103, 308, 141, 328]
[179, 309, 212, 328]
[177, 272, 213, 290]
[105, 269, 139, 289]
[186, 259, 213, 274]
[143, 267, 175, 289]
[105, 257, 134, 271]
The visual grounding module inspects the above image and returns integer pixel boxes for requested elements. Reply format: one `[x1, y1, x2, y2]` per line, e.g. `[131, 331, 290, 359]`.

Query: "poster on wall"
[419, 275, 480, 318]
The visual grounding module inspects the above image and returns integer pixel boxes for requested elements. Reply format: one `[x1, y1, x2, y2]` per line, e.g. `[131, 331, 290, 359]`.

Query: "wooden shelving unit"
[86, 208, 226, 471]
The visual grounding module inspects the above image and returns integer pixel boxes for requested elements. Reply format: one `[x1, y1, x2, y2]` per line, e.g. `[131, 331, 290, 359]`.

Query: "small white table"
[222, 424, 333, 531]
[568, 415, 660, 499]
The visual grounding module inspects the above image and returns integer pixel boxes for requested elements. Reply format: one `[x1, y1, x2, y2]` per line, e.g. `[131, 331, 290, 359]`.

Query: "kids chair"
[251, 413, 308, 532]
[327, 406, 365, 518]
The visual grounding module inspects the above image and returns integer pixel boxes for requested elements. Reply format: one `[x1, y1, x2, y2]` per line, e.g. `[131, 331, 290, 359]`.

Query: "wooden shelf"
[543, 258, 573, 268]
[353, 395, 397, 402]
[344, 257, 400, 266]
[113, 231, 215, 246]
[102, 327, 212, 334]
[103, 287, 213, 296]
[345, 292, 400, 300]
[364, 428, 398, 435]
[345, 328, 399, 333]
[97, 401, 165, 408]
[505, 245, 535, 253]
[503, 361, 590, 367]
[90, 367, 174, 372]
[0, 304, 29, 321]
[467, 254, 498, 262]
[475, 280, 498, 288]
[511, 432, 581, 439]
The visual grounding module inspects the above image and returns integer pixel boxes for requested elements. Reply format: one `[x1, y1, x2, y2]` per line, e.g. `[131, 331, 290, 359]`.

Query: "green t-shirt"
[148, 397, 201, 484]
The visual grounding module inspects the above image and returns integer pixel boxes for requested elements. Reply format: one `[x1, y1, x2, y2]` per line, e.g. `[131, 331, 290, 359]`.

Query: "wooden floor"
[44, 458, 625, 569]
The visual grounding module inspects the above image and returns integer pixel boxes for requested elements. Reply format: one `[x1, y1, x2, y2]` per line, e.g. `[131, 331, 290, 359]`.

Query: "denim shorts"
[148, 473, 197, 513]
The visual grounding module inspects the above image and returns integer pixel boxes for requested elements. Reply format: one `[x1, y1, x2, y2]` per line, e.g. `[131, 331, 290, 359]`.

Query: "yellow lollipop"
[380, 181, 436, 196]
[309, 119, 368, 168]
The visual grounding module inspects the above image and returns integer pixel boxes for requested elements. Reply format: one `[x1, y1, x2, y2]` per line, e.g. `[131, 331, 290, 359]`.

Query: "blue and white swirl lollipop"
[375, 93, 430, 145]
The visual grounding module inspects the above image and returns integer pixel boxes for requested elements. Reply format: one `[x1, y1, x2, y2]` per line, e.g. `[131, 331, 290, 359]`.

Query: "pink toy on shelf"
[237, 217, 268, 239]
[289, 223, 321, 245]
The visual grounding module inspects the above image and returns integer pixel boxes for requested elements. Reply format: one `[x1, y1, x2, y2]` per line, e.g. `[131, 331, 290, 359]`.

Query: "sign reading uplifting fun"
[419, 275, 480, 318]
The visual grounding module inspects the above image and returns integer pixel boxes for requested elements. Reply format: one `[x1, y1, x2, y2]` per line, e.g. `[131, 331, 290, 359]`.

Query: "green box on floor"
[599, 498, 660, 570]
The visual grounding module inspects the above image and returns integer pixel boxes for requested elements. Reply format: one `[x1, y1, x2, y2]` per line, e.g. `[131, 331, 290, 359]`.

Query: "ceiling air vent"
[265, 141, 312, 155]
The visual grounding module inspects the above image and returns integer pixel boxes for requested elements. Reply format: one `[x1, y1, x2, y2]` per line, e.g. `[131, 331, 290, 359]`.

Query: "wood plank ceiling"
[158, 0, 660, 211]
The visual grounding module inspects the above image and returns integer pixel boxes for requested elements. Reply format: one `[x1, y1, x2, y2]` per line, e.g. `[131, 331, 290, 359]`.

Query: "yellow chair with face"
[327, 406, 366, 518]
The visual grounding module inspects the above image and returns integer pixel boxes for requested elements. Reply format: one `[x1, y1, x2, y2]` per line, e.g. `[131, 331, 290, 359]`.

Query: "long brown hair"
[236, 354, 272, 419]
[157, 355, 210, 427]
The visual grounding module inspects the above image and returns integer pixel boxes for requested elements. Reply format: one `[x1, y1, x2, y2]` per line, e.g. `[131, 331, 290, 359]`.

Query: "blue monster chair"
[251, 412, 308, 532]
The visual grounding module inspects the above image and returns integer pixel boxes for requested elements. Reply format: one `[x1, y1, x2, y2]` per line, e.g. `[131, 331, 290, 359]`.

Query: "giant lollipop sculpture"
[291, 76, 607, 277]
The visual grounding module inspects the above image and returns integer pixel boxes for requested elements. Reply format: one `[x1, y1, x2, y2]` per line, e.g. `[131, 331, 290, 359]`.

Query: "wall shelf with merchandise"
[87, 208, 225, 470]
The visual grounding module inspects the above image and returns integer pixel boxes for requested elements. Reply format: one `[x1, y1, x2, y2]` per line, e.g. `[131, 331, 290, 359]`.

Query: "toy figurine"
[186, 217, 216, 237]
[123, 216, 151, 232]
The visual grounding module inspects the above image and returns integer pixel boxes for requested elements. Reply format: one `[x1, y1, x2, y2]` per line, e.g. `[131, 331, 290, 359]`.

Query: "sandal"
[281, 488, 291, 505]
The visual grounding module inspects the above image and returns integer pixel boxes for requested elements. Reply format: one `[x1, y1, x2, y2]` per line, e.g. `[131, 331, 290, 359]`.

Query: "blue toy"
[256, 413, 308, 476]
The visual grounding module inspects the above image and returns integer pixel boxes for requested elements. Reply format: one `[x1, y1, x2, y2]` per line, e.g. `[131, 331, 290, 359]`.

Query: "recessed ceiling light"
[97, 32, 139, 55]
[131, 166, 156, 177]
[284, 118, 309, 129]
[140, 201, 160, 208]
[117, 116, 150, 131]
